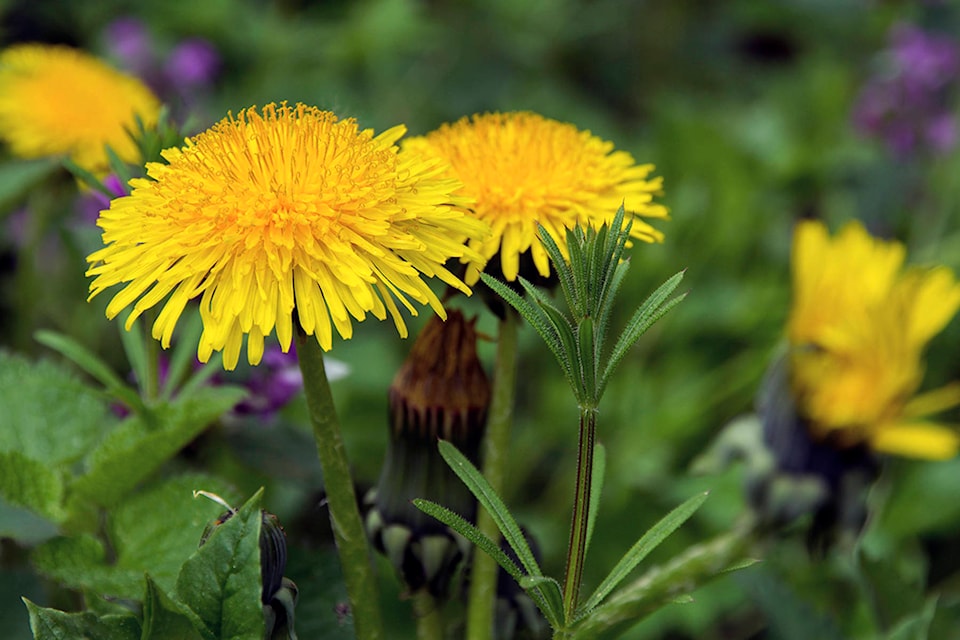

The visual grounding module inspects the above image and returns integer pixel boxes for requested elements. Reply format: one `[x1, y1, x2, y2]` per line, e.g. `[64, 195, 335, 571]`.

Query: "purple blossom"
[165, 39, 220, 90]
[233, 345, 304, 419]
[853, 23, 960, 157]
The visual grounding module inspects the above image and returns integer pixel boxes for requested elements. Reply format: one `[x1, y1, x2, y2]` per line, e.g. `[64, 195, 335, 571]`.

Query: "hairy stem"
[562, 407, 597, 623]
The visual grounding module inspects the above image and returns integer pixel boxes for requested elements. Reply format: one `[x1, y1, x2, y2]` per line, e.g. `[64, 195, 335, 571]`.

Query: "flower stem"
[413, 591, 444, 640]
[466, 311, 519, 640]
[562, 407, 597, 623]
[569, 523, 756, 639]
[296, 332, 384, 640]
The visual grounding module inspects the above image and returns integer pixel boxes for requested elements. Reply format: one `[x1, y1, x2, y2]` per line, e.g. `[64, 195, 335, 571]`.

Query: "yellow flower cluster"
[0, 44, 159, 174]
[87, 103, 487, 369]
[405, 112, 668, 283]
[789, 220, 960, 459]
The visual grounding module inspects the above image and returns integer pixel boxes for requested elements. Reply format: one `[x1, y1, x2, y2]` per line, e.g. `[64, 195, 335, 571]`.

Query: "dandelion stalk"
[297, 330, 383, 640]
[467, 310, 519, 640]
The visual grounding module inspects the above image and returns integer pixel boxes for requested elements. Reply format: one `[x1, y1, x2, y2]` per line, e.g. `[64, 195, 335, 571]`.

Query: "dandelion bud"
[366, 310, 490, 598]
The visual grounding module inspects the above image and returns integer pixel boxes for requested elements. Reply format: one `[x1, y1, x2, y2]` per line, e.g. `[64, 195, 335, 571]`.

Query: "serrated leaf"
[436, 441, 542, 579]
[413, 499, 561, 628]
[536, 224, 578, 314]
[23, 598, 140, 640]
[32, 534, 144, 598]
[175, 489, 265, 640]
[0, 450, 65, 523]
[581, 491, 708, 614]
[0, 351, 117, 464]
[142, 576, 205, 640]
[71, 386, 244, 508]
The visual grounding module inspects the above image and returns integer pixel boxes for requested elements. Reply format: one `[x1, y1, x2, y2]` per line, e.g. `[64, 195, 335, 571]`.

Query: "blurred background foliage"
[2, 0, 960, 638]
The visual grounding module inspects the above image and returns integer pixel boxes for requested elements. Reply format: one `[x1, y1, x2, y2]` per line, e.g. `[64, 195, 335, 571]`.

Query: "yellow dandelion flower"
[0, 44, 160, 174]
[86, 103, 488, 370]
[404, 111, 668, 283]
[788, 219, 960, 459]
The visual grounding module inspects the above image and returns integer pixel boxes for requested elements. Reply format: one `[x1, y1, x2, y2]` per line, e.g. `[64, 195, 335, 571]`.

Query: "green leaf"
[584, 443, 606, 556]
[519, 575, 565, 626]
[413, 499, 562, 628]
[71, 386, 244, 509]
[581, 491, 708, 614]
[565, 226, 588, 317]
[32, 534, 145, 598]
[161, 312, 204, 401]
[517, 278, 579, 393]
[62, 158, 114, 198]
[535, 223, 578, 315]
[480, 274, 570, 378]
[33, 331, 146, 413]
[436, 441, 542, 578]
[0, 450, 65, 523]
[0, 351, 117, 464]
[577, 317, 596, 405]
[23, 599, 140, 640]
[175, 489, 266, 640]
[117, 315, 149, 398]
[601, 272, 686, 395]
[142, 576, 205, 640]
[886, 596, 938, 640]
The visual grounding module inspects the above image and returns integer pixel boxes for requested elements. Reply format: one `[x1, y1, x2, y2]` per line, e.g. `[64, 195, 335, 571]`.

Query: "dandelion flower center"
[86, 103, 487, 370]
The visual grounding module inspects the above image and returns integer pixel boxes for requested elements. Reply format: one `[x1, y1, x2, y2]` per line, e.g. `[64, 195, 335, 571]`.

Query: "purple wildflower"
[853, 23, 960, 157]
[165, 39, 220, 90]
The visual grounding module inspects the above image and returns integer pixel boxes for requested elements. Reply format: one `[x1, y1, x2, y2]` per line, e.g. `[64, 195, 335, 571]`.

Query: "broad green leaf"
[584, 444, 606, 556]
[581, 491, 708, 614]
[175, 489, 266, 640]
[23, 598, 140, 640]
[437, 440, 542, 579]
[32, 534, 144, 598]
[0, 351, 117, 464]
[413, 499, 561, 628]
[112, 474, 240, 595]
[0, 158, 59, 211]
[33, 331, 145, 412]
[71, 385, 244, 508]
[142, 576, 205, 640]
[0, 450, 65, 523]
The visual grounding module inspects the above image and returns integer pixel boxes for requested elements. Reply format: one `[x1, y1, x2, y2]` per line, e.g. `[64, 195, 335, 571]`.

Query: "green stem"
[143, 308, 160, 402]
[413, 591, 444, 640]
[296, 331, 384, 640]
[569, 523, 756, 639]
[466, 311, 519, 640]
[561, 407, 597, 623]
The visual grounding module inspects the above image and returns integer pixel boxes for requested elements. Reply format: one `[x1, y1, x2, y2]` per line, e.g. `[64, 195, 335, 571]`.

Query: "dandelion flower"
[404, 111, 668, 283]
[86, 103, 487, 370]
[0, 44, 160, 174]
[788, 219, 960, 459]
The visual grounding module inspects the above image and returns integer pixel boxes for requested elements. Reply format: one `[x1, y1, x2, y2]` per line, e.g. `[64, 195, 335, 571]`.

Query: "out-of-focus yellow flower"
[789, 219, 960, 459]
[86, 102, 488, 370]
[404, 111, 667, 284]
[0, 44, 160, 174]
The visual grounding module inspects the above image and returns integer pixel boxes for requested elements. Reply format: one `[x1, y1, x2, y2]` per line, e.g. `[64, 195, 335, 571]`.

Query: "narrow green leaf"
[104, 144, 134, 187]
[142, 575, 205, 640]
[536, 224, 578, 314]
[62, 158, 114, 197]
[34, 330, 146, 412]
[24, 599, 141, 640]
[437, 440, 542, 579]
[601, 273, 686, 395]
[162, 312, 204, 400]
[117, 315, 149, 397]
[584, 443, 606, 557]
[175, 489, 265, 640]
[517, 278, 579, 393]
[519, 575, 565, 627]
[414, 499, 562, 628]
[581, 491, 708, 614]
[566, 227, 588, 317]
[480, 274, 569, 376]
[578, 317, 597, 404]
[593, 261, 629, 359]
